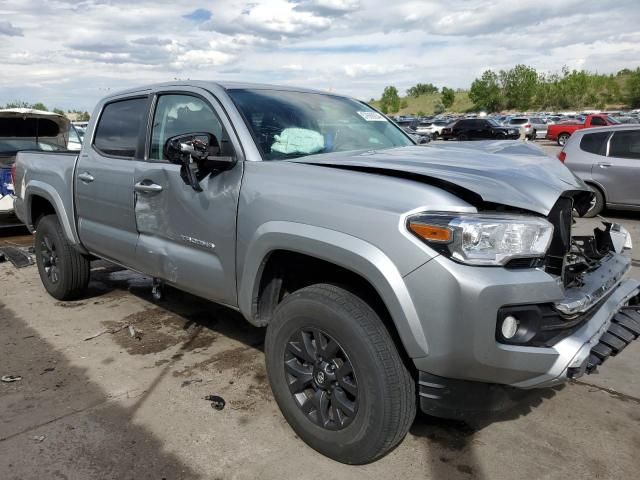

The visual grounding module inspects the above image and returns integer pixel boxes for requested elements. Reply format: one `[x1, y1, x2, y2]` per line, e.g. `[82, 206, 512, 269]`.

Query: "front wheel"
[558, 133, 570, 146]
[265, 284, 415, 464]
[35, 215, 90, 300]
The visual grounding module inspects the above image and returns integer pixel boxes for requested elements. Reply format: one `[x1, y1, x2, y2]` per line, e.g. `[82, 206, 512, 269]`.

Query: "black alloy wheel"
[39, 233, 60, 284]
[285, 327, 358, 430]
[34, 215, 90, 300]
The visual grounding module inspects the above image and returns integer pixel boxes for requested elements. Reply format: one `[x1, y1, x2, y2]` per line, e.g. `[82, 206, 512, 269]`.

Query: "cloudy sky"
[1, 0, 639, 111]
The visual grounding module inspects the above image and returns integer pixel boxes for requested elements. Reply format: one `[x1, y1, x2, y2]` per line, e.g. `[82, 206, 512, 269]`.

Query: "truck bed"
[14, 151, 78, 232]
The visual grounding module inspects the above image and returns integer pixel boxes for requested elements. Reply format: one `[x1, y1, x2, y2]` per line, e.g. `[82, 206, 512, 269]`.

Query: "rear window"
[579, 131, 609, 155]
[93, 97, 147, 158]
[509, 118, 528, 125]
[0, 117, 60, 137]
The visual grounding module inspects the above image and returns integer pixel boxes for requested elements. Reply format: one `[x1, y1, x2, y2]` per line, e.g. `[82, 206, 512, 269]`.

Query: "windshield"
[607, 116, 621, 124]
[227, 89, 414, 160]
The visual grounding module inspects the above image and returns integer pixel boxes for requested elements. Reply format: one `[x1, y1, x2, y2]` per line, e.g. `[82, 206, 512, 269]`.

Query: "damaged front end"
[539, 194, 640, 378]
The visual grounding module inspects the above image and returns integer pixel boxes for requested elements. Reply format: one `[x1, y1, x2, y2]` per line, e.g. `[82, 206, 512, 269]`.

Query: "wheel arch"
[24, 181, 81, 247]
[583, 180, 607, 205]
[238, 221, 430, 359]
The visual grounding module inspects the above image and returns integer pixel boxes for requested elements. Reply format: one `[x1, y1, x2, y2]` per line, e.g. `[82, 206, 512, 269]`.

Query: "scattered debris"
[0, 246, 34, 268]
[181, 378, 203, 388]
[205, 394, 226, 410]
[1, 375, 22, 383]
[40, 367, 56, 375]
[83, 323, 131, 341]
[32, 435, 46, 443]
[128, 325, 136, 337]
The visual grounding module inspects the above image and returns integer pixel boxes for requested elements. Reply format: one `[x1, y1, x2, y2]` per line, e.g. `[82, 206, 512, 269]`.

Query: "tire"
[530, 130, 537, 141]
[557, 133, 570, 146]
[582, 186, 605, 218]
[35, 215, 90, 300]
[458, 134, 468, 141]
[265, 284, 415, 464]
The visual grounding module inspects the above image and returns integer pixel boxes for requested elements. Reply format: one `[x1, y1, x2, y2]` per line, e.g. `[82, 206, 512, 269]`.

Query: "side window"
[609, 130, 640, 160]
[457, 120, 471, 128]
[94, 97, 147, 158]
[150, 94, 224, 161]
[590, 117, 606, 126]
[580, 132, 609, 155]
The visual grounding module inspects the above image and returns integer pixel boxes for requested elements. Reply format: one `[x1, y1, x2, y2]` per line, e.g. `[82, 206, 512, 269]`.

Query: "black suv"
[441, 118, 520, 141]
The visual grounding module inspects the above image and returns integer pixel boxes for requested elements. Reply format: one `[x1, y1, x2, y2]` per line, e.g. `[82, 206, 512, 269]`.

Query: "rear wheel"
[265, 284, 415, 464]
[458, 134, 468, 141]
[35, 215, 90, 300]
[557, 133, 570, 146]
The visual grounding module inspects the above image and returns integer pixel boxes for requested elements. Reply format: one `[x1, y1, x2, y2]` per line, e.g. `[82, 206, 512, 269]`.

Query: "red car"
[547, 114, 618, 146]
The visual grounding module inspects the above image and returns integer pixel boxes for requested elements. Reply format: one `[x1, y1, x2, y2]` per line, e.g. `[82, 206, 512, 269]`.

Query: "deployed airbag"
[271, 128, 324, 155]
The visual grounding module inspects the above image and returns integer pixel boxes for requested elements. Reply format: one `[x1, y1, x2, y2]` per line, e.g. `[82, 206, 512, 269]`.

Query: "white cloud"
[344, 63, 412, 77]
[0, 0, 638, 110]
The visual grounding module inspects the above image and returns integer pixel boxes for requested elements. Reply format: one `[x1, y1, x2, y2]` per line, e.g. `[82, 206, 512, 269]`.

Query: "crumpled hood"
[290, 142, 591, 215]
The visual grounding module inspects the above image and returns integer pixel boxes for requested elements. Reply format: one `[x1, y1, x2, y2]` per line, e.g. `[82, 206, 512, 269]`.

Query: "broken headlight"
[408, 213, 554, 266]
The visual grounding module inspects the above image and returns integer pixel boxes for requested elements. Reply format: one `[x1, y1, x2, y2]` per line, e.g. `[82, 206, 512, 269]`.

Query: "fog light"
[501, 315, 519, 339]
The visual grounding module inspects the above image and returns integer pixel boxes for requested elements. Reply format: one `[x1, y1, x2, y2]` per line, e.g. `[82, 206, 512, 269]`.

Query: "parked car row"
[393, 109, 639, 142]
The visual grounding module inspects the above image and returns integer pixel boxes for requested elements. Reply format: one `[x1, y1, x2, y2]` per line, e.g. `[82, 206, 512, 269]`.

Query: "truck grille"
[545, 197, 573, 277]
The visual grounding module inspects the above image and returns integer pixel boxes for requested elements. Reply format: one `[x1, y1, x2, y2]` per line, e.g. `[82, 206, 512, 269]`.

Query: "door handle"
[598, 162, 612, 168]
[134, 181, 163, 193]
[78, 172, 94, 183]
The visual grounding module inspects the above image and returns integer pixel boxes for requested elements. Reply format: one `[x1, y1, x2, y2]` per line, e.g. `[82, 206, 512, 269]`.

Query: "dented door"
[134, 89, 243, 307]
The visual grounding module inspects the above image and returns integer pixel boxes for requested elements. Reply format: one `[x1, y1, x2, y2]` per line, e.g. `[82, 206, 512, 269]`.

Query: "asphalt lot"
[1, 141, 640, 479]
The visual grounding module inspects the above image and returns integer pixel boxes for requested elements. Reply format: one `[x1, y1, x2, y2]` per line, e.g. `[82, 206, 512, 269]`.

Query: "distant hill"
[369, 91, 473, 116]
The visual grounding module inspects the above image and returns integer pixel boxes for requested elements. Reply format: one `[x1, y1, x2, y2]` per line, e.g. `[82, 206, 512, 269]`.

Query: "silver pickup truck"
[14, 82, 640, 464]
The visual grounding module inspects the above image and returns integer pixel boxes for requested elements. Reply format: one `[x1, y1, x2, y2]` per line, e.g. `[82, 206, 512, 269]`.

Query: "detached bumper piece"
[582, 295, 640, 375]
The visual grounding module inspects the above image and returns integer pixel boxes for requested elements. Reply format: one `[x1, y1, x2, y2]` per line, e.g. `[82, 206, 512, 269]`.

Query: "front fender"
[238, 221, 430, 358]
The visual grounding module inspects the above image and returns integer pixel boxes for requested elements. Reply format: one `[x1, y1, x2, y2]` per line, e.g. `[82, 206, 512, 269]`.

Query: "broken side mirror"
[164, 132, 236, 192]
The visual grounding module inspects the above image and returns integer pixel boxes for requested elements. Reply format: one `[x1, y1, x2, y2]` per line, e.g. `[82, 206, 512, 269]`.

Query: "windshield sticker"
[357, 111, 386, 122]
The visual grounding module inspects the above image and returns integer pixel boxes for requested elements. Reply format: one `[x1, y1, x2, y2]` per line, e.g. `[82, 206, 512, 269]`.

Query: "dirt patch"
[172, 345, 261, 378]
[105, 307, 218, 356]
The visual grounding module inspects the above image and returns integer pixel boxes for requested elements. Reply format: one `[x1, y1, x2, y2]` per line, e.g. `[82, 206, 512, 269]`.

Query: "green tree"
[416, 110, 426, 117]
[3, 100, 30, 108]
[499, 64, 538, 110]
[53, 107, 65, 115]
[469, 70, 502, 112]
[433, 101, 445, 115]
[406, 83, 439, 97]
[31, 102, 48, 111]
[625, 68, 640, 108]
[441, 87, 455, 109]
[380, 86, 401, 114]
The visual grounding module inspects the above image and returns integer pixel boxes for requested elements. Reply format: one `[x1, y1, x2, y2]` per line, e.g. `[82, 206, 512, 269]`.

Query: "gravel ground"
[1, 143, 639, 479]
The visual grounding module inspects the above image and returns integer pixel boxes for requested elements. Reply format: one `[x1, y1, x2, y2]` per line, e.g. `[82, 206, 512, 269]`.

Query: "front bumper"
[406, 251, 639, 388]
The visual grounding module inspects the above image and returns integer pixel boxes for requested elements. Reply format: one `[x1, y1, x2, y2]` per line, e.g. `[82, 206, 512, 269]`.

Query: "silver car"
[506, 117, 548, 140]
[561, 125, 640, 216]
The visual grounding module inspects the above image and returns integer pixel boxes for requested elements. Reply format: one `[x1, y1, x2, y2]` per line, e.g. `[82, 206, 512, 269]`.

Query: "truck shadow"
[409, 386, 562, 479]
[0, 301, 202, 479]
